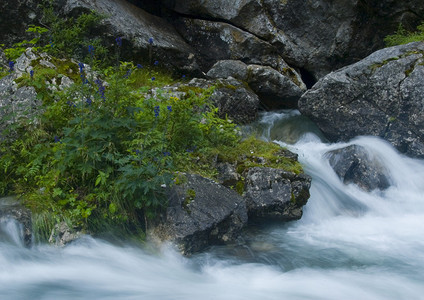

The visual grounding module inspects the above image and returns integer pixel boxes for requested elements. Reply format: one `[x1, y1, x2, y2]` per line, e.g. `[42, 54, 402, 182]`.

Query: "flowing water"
[1, 111, 423, 300]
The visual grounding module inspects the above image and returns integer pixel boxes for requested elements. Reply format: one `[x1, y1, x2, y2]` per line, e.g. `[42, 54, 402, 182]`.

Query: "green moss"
[370, 57, 400, 71]
[183, 189, 196, 213]
[218, 136, 303, 174]
[235, 179, 245, 195]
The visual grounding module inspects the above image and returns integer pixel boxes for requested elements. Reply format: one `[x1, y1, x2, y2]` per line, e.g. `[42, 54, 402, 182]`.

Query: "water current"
[1, 111, 423, 299]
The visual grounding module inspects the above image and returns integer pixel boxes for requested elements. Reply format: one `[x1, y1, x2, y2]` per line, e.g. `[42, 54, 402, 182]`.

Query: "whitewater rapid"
[1, 110, 423, 300]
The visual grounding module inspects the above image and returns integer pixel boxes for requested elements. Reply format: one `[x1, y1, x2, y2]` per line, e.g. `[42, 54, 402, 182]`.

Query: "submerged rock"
[0, 197, 32, 247]
[149, 174, 248, 255]
[326, 145, 391, 191]
[299, 42, 424, 158]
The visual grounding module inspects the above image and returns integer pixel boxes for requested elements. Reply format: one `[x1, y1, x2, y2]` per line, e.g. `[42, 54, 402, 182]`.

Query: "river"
[1, 110, 423, 299]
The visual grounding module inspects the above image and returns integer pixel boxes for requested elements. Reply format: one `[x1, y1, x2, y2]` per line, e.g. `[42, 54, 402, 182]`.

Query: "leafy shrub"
[0, 46, 240, 239]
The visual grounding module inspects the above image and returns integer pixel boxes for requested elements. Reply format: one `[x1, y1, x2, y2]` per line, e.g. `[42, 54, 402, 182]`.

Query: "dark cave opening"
[298, 68, 317, 89]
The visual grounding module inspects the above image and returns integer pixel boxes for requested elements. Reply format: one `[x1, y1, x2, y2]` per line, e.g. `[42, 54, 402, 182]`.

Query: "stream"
[1, 110, 423, 299]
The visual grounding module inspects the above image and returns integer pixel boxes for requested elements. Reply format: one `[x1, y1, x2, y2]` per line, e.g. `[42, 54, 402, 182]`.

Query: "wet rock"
[216, 162, 241, 188]
[244, 167, 311, 221]
[326, 145, 391, 191]
[299, 42, 424, 158]
[49, 222, 82, 247]
[0, 197, 32, 247]
[149, 174, 248, 255]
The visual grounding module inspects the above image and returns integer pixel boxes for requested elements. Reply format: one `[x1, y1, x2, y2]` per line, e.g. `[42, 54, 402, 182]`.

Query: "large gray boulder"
[326, 145, 391, 191]
[244, 167, 311, 221]
[174, 18, 280, 71]
[166, 0, 424, 79]
[149, 174, 248, 255]
[61, 0, 201, 75]
[299, 42, 424, 158]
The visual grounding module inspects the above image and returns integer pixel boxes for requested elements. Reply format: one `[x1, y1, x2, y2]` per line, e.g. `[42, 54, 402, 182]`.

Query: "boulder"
[244, 167, 311, 221]
[207, 60, 306, 109]
[326, 145, 391, 191]
[299, 42, 424, 158]
[183, 77, 260, 124]
[246, 64, 306, 109]
[61, 0, 201, 75]
[165, 0, 275, 40]
[174, 18, 280, 71]
[166, 0, 424, 79]
[149, 173, 248, 255]
[207, 60, 249, 81]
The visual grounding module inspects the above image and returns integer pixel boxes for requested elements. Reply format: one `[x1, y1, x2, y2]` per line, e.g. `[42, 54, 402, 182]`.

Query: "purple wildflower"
[30, 70, 34, 78]
[167, 105, 172, 112]
[78, 62, 84, 73]
[154, 106, 160, 117]
[116, 37, 122, 47]
[8, 61, 14, 72]
[148, 37, 154, 45]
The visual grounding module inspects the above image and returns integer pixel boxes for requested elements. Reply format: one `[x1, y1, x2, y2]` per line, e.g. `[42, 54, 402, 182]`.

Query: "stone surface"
[244, 167, 311, 221]
[61, 0, 201, 75]
[246, 64, 306, 109]
[0, 197, 32, 247]
[207, 60, 306, 109]
[49, 222, 82, 247]
[207, 60, 249, 81]
[166, 0, 424, 78]
[0, 0, 42, 47]
[299, 42, 424, 158]
[174, 18, 280, 71]
[184, 77, 260, 124]
[149, 173, 248, 255]
[326, 145, 391, 191]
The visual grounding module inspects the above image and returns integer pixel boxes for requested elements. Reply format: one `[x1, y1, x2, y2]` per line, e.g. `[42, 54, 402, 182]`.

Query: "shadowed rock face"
[164, 0, 424, 79]
[299, 42, 424, 158]
[326, 145, 391, 191]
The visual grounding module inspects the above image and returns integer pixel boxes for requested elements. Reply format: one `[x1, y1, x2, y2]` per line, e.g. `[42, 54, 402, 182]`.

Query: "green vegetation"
[218, 136, 303, 175]
[0, 4, 304, 241]
[384, 22, 424, 47]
